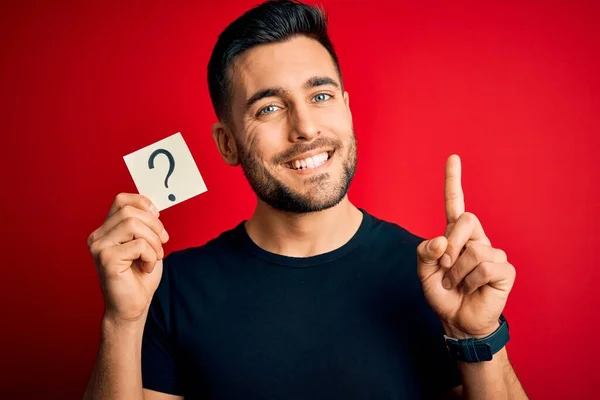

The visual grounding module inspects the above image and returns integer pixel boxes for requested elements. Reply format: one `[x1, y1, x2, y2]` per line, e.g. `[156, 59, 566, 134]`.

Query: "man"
[84, 1, 528, 399]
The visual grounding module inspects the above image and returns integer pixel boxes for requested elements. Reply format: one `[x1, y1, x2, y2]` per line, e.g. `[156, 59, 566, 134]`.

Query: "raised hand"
[416, 155, 516, 338]
[87, 193, 169, 324]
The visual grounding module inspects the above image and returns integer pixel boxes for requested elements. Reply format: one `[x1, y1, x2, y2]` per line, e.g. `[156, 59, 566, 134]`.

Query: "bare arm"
[83, 315, 183, 400]
[83, 193, 181, 400]
[83, 317, 146, 400]
[456, 347, 528, 399]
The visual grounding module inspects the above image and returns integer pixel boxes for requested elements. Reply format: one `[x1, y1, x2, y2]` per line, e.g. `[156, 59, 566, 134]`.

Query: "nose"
[288, 103, 320, 142]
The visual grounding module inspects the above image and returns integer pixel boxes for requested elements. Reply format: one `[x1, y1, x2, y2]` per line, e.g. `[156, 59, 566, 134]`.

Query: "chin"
[240, 141, 357, 214]
[261, 177, 349, 214]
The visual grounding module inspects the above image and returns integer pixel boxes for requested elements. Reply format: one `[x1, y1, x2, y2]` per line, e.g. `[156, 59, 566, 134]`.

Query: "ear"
[343, 91, 352, 121]
[212, 121, 240, 166]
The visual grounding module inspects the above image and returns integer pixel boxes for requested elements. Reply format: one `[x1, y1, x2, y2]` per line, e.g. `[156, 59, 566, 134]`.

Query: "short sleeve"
[141, 253, 184, 395]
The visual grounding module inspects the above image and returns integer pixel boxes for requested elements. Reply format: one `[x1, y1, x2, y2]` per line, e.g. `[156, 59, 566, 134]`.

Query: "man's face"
[227, 35, 357, 213]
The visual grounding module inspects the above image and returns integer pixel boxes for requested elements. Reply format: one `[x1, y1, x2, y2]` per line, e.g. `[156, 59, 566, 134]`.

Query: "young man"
[84, 1, 528, 399]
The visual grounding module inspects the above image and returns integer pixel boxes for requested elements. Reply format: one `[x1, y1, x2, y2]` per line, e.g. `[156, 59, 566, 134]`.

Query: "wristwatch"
[444, 314, 510, 363]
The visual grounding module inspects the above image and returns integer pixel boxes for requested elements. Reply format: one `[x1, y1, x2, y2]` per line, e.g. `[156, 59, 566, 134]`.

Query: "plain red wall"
[2, 0, 599, 398]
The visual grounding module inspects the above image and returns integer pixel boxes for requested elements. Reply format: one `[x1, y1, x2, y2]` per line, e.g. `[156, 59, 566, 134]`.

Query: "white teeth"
[285, 151, 331, 170]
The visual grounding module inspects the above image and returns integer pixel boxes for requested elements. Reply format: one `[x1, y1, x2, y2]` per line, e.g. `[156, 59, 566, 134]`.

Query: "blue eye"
[257, 93, 332, 117]
[313, 93, 331, 102]
[257, 105, 280, 116]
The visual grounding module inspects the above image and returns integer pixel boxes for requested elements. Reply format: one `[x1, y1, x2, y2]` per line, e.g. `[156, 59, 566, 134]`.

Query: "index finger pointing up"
[445, 154, 465, 224]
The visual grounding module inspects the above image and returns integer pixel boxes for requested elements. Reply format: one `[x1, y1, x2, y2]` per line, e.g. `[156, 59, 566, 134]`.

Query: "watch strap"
[444, 314, 510, 362]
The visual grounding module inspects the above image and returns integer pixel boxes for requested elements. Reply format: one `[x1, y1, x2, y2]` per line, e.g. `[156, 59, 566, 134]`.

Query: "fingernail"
[161, 229, 169, 241]
[440, 254, 451, 269]
[150, 204, 160, 217]
[442, 277, 451, 289]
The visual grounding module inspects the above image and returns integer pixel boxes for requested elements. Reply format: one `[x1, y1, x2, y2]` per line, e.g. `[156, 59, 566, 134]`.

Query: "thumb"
[417, 236, 447, 265]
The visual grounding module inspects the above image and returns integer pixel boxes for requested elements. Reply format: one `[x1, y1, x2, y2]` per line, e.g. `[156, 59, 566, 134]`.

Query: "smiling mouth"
[283, 150, 334, 170]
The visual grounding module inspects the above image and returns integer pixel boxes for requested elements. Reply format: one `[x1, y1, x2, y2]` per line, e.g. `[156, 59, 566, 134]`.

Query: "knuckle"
[134, 237, 147, 250]
[449, 264, 462, 283]
[507, 262, 516, 277]
[468, 242, 492, 264]
[142, 239, 154, 254]
[87, 231, 96, 248]
[119, 204, 136, 218]
[114, 192, 128, 207]
[139, 195, 152, 209]
[89, 240, 101, 255]
[479, 261, 493, 279]
[124, 216, 140, 230]
[147, 242, 161, 259]
[468, 242, 485, 260]
[129, 239, 145, 258]
[462, 212, 478, 224]
[497, 248, 508, 262]
[97, 247, 112, 267]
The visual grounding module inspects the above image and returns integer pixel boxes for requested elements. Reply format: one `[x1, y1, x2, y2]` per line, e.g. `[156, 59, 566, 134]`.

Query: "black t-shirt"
[142, 209, 461, 399]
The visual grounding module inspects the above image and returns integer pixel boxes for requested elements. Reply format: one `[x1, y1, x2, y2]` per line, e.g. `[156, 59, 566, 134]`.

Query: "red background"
[2, 0, 599, 398]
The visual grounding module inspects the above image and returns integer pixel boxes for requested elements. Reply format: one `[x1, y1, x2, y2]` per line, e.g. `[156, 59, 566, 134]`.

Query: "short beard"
[237, 132, 357, 214]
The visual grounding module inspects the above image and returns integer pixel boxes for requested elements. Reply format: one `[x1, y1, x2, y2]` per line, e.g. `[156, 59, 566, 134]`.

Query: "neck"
[244, 196, 363, 258]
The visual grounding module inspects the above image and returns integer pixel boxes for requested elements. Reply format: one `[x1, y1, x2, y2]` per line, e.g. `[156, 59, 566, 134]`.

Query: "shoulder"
[162, 221, 244, 276]
[363, 209, 426, 249]
[356, 209, 430, 285]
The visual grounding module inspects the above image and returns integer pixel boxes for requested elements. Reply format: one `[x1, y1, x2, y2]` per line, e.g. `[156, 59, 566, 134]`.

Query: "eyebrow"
[245, 75, 340, 112]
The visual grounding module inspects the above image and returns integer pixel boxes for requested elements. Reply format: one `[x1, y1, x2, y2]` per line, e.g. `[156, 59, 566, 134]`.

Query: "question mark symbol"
[148, 148, 176, 202]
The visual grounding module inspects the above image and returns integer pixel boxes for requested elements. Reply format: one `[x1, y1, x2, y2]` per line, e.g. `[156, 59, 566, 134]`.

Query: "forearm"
[458, 347, 528, 399]
[83, 315, 146, 400]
